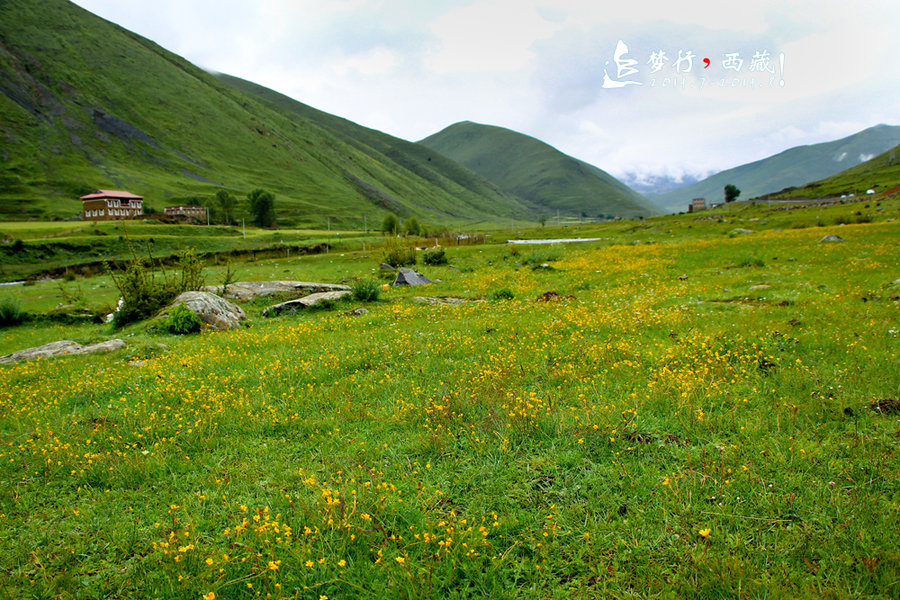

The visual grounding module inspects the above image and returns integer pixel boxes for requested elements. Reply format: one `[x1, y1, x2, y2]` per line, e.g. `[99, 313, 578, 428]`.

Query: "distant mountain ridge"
[653, 124, 900, 212]
[619, 172, 706, 196]
[770, 143, 900, 199]
[420, 122, 659, 219]
[0, 0, 534, 225]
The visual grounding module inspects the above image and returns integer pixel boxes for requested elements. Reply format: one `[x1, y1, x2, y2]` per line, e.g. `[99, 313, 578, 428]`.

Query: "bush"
[521, 248, 561, 267]
[382, 213, 400, 235]
[405, 216, 421, 236]
[490, 288, 515, 301]
[109, 246, 207, 328]
[352, 279, 381, 302]
[382, 238, 416, 267]
[161, 305, 202, 335]
[422, 247, 447, 265]
[0, 297, 27, 327]
[110, 258, 180, 328]
[177, 248, 206, 292]
[736, 256, 766, 268]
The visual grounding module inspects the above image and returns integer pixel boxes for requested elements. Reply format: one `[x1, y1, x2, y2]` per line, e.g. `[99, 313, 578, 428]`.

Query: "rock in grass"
[730, 228, 754, 235]
[262, 291, 351, 317]
[0, 339, 126, 364]
[169, 291, 246, 330]
[819, 234, 844, 243]
[392, 268, 433, 287]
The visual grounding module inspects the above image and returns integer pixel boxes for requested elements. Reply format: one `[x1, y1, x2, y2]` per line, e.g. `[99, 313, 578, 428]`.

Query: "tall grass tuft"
[0, 297, 27, 327]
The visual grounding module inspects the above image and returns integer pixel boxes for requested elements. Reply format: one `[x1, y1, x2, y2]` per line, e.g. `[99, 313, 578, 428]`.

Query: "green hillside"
[0, 0, 533, 226]
[214, 74, 536, 221]
[768, 143, 900, 199]
[653, 124, 900, 212]
[420, 121, 659, 219]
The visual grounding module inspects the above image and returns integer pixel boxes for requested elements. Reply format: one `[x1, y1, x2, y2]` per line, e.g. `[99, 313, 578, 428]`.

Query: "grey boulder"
[169, 291, 246, 330]
[393, 268, 433, 287]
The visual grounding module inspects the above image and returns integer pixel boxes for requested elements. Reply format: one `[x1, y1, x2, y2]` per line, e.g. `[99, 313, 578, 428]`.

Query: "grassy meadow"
[0, 199, 898, 599]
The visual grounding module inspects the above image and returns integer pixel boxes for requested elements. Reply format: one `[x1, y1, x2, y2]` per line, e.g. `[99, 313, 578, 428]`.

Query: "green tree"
[382, 213, 399, 235]
[539, 215, 547, 227]
[215, 190, 237, 225]
[247, 189, 276, 227]
[724, 184, 741, 203]
[404, 216, 421, 236]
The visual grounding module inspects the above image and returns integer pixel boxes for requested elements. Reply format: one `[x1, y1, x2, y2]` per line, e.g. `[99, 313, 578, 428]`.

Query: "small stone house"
[164, 205, 207, 221]
[688, 198, 707, 212]
[81, 189, 144, 221]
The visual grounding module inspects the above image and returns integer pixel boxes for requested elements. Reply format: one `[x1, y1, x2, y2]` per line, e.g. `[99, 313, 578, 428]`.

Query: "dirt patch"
[627, 432, 688, 446]
[705, 297, 793, 307]
[868, 399, 900, 414]
[535, 291, 575, 302]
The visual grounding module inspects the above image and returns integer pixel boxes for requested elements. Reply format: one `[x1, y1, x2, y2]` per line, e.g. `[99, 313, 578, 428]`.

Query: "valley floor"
[0, 203, 898, 598]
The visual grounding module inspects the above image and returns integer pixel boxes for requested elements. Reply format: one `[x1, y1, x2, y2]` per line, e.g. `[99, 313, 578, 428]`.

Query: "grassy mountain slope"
[0, 0, 533, 226]
[769, 143, 900, 199]
[420, 121, 659, 218]
[214, 74, 536, 222]
[653, 124, 900, 212]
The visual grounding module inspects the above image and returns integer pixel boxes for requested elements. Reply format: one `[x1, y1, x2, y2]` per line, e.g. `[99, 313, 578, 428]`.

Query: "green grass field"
[0, 199, 898, 598]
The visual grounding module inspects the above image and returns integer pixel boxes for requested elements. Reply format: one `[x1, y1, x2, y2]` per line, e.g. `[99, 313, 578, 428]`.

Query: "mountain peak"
[421, 122, 659, 218]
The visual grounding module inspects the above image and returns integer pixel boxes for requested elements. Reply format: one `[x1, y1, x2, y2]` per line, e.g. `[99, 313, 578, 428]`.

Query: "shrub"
[110, 258, 180, 328]
[422, 247, 447, 265]
[352, 279, 381, 302]
[382, 238, 416, 267]
[381, 213, 400, 235]
[161, 305, 202, 335]
[0, 297, 27, 327]
[177, 249, 206, 292]
[109, 245, 207, 328]
[521, 248, 561, 267]
[490, 288, 515, 301]
[405, 217, 421, 236]
[736, 256, 766, 268]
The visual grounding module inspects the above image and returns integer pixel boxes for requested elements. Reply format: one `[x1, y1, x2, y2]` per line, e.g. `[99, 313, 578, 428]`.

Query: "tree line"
[200, 189, 276, 227]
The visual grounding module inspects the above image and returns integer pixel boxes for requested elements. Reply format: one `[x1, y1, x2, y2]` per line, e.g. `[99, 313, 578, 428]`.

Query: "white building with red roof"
[80, 190, 144, 221]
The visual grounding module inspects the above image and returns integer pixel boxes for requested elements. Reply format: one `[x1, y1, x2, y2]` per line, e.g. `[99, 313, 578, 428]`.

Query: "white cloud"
[69, 0, 900, 184]
[426, 0, 564, 73]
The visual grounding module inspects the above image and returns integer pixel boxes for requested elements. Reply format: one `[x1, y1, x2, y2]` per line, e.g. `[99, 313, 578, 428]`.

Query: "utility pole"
[242, 218, 245, 238]
[328, 216, 331, 232]
[364, 215, 367, 234]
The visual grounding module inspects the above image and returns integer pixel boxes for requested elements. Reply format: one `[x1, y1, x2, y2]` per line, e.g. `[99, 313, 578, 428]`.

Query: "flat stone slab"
[204, 281, 350, 301]
[262, 290, 351, 317]
[819, 234, 845, 243]
[0, 339, 126, 365]
[393, 268, 433, 287]
[413, 296, 481, 305]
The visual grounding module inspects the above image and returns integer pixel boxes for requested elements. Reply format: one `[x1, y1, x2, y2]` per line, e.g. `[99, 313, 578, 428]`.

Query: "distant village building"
[164, 205, 207, 221]
[81, 190, 143, 221]
[688, 198, 707, 212]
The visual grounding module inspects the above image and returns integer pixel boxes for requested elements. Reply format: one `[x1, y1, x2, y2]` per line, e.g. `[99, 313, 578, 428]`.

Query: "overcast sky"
[70, 0, 900, 185]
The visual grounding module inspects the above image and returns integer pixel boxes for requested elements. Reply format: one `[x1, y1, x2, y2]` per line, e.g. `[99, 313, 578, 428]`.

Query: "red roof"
[80, 189, 144, 201]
